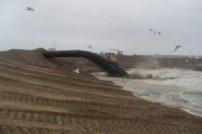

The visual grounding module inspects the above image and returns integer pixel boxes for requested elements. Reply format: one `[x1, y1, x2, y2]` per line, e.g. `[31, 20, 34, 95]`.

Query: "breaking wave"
[94, 68, 202, 117]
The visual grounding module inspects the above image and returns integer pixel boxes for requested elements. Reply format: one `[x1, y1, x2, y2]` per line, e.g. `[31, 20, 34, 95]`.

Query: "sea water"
[94, 68, 202, 117]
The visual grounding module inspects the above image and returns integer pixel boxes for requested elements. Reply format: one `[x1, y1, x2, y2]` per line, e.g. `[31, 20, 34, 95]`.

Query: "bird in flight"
[149, 28, 153, 31]
[88, 45, 92, 49]
[149, 28, 161, 36]
[174, 45, 182, 52]
[26, 7, 35, 11]
[154, 31, 161, 36]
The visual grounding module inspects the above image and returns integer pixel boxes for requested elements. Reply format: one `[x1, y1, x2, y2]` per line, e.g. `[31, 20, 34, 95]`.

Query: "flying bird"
[174, 45, 182, 52]
[157, 31, 161, 36]
[26, 7, 35, 11]
[153, 31, 161, 36]
[88, 45, 92, 49]
[149, 28, 153, 31]
[149, 28, 161, 36]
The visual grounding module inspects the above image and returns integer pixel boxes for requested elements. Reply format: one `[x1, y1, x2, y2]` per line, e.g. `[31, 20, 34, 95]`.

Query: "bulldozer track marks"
[0, 61, 116, 87]
[0, 66, 131, 96]
[0, 91, 143, 116]
[0, 59, 201, 134]
[0, 125, 72, 134]
[1, 108, 201, 132]
[0, 75, 138, 106]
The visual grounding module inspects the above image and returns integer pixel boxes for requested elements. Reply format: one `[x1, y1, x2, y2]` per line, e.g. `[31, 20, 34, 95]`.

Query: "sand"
[0, 49, 202, 134]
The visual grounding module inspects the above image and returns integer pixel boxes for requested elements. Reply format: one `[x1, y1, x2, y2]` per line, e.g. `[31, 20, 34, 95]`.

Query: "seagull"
[153, 31, 161, 36]
[26, 7, 35, 11]
[157, 31, 161, 36]
[73, 68, 80, 74]
[174, 45, 182, 52]
[149, 28, 153, 31]
[88, 45, 94, 51]
[149, 28, 161, 36]
[88, 45, 92, 49]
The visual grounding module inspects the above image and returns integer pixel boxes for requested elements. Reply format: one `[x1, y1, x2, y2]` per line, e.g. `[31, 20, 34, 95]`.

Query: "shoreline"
[93, 68, 202, 118]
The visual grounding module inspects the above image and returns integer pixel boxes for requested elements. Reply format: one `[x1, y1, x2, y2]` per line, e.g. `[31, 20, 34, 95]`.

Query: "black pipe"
[43, 50, 128, 77]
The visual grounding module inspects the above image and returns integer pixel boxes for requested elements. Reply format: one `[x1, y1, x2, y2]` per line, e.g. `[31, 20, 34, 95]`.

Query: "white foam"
[94, 68, 202, 117]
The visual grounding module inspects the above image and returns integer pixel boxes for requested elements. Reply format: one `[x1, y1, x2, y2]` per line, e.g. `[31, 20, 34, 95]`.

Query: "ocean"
[94, 68, 202, 117]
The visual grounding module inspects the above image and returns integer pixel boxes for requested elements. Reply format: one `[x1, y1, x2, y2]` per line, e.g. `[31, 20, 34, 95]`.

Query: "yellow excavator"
[103, 53, 120, 66]
[110, 55, 120, 66]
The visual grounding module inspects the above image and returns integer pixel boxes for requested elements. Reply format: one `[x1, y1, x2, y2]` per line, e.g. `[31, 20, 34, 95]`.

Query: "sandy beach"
[0, 49, 202, 134]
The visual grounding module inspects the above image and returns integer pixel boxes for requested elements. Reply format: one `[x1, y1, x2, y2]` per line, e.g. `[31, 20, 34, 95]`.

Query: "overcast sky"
[0, 0, 201, 55]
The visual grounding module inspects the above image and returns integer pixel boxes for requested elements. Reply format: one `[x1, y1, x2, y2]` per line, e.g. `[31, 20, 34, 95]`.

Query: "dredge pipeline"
[43, 50, 128, 77]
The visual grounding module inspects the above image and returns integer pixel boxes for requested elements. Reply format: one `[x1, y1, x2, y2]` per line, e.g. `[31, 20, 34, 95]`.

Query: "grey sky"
[0, 0, 201, 55]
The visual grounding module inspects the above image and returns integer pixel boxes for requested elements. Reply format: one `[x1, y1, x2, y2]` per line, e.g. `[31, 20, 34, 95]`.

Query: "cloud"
[0, 0, 201, 55]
